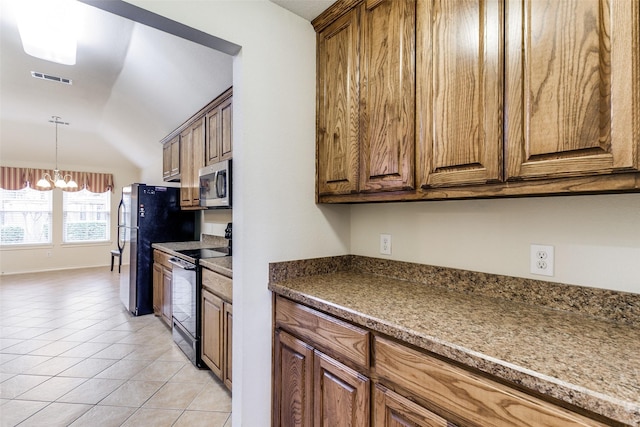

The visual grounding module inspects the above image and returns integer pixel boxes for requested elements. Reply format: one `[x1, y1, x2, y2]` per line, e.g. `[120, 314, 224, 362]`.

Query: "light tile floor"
[0, 267, 231, 427]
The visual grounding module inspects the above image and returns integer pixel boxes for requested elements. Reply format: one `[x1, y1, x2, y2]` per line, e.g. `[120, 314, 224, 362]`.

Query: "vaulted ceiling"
[0, 0, 233, 174]
[0, 0, 334, 176]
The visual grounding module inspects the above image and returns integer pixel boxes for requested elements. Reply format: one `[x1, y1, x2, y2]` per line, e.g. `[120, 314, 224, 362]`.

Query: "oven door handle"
[168, 257, 196, 270]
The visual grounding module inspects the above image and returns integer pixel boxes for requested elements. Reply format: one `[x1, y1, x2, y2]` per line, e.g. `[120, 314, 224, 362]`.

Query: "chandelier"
[36, 116, 78, 189]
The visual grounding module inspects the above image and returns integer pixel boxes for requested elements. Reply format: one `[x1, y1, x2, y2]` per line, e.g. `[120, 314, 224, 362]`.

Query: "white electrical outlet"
[530, 244, 554, 276]
[380, 234, 392, 255]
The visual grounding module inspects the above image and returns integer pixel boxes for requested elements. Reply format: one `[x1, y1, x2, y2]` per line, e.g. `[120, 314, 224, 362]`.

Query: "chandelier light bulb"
[36, 177, 51, 189]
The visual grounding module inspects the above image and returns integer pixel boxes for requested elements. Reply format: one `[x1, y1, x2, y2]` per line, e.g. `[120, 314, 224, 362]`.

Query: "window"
[0, 187, 53, 245]
[63, 189, 110, 243]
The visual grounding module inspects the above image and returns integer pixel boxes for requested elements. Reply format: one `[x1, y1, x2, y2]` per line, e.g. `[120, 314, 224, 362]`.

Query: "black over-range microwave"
[199, 159, 231, 208]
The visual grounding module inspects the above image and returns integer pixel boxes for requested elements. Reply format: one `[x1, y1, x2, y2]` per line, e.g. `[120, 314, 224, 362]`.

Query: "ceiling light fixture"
[37, 116, 78, 190]
[15, 0, 80, 65]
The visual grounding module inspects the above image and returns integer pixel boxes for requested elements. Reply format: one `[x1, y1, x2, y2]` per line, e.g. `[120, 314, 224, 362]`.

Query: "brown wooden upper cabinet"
[180, 116, 205, 208]
[316, 0, 416, 196]
[161, 87, 233, 208]
[206, 88, 233, 165]
[416, 0, 503, 188]
[314, 0, 640, 202]
[162, 135, 180, 181]
[316, 9, 359, 196]
[505, 0, 639, 181]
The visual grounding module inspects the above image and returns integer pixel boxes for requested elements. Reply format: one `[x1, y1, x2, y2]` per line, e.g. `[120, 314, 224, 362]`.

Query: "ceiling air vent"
[31, 71, 72, 85]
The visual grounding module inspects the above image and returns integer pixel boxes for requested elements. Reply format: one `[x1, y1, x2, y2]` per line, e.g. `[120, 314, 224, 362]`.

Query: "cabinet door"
[170, 136, 180, 177]
[360, 0, 415, 193]
[152, 262, 162, 316]
[416, 0, 503, 188]
[314, 350, 370, 427]
[163, 143, 172, 180]
[505, 0, 640, 180]
[374, 383, 454, 427]
[180, 128, 193, 207]
[163, 136, 180, 181]
[317, 9, 360, 196]
[201, 288, 223, 378]
[206, 92, 233, 166]
[161, 267, 172, 325]
[191, 117, 205, 205]
[180, 117, 205, 207]
[220, 97, 233, 161]
[273, 329, 314, 427]
[206, 107, 221, 165]
[223, 302, 232, 390]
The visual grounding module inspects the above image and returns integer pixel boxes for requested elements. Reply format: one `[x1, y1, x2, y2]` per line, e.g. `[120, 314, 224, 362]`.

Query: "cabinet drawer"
[202, 267, 232, 301]
[275, 295, 369, 368]
[374, 337, 607, 427]
[153, 250, 172, 268]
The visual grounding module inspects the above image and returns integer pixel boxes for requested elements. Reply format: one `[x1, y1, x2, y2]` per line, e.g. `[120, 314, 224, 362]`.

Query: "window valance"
[0, 166, 114, 193]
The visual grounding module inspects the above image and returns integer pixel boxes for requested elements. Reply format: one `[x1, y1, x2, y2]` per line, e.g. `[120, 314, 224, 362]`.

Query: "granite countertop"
[152, 241, 232, 278]
[200, 257, 232, 278]
[268, 256, 640, 426]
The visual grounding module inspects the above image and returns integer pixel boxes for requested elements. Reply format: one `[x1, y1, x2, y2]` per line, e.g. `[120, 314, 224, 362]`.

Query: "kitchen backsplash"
[202, 234, 228, 247]
[202, 210, 232, 235]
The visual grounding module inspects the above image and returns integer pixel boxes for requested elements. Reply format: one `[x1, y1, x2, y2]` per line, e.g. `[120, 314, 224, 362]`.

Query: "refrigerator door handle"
[117, 198, 125, 227]
[117, 199, 126, 252]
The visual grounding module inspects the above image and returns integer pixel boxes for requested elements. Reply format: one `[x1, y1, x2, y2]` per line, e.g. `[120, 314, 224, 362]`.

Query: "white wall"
[0, 159, 140, 275]
[351, 194, 640, 294]
[127, 2, 350, 426]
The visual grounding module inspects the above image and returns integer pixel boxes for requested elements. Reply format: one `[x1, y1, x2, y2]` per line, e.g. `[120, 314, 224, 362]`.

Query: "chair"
[110, 249, 122, 273]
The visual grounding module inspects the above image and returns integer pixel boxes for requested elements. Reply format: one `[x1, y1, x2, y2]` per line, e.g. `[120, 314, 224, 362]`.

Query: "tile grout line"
[1, 267, 231, 427]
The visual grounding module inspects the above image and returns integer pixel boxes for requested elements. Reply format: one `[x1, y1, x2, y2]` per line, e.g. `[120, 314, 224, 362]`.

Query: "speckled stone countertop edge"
[268, 256, 640, 426]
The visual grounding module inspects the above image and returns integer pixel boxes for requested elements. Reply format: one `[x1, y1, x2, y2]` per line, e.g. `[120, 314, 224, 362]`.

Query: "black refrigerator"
[118, 184, 198, 316]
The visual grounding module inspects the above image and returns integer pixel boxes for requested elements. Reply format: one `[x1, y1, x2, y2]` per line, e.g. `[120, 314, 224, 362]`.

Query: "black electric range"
[175, 247, 230, 262]
[170, 246, 230, 368]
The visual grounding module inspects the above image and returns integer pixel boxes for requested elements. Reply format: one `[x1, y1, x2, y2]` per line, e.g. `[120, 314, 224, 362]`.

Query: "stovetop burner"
[177, 247, 230, 261]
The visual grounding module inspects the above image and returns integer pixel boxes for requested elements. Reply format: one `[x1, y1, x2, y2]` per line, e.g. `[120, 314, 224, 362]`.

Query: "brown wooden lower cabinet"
[375, 336, 608, 427]
[223, 302, 233, 390]
[201, 267, 232, 391]
[273, 295, 370, 427]
[152, 262, 162, 316]
[314, 350, 369, 427]
[152, 249, 172, 326]
[273, 328, 370, 427]
[273, 329, 314, 427]
[374, 383, 455, 427]
[161, 268, 171, 324]
[272, 295, 613, 427]
[202, 288, 223, 378]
